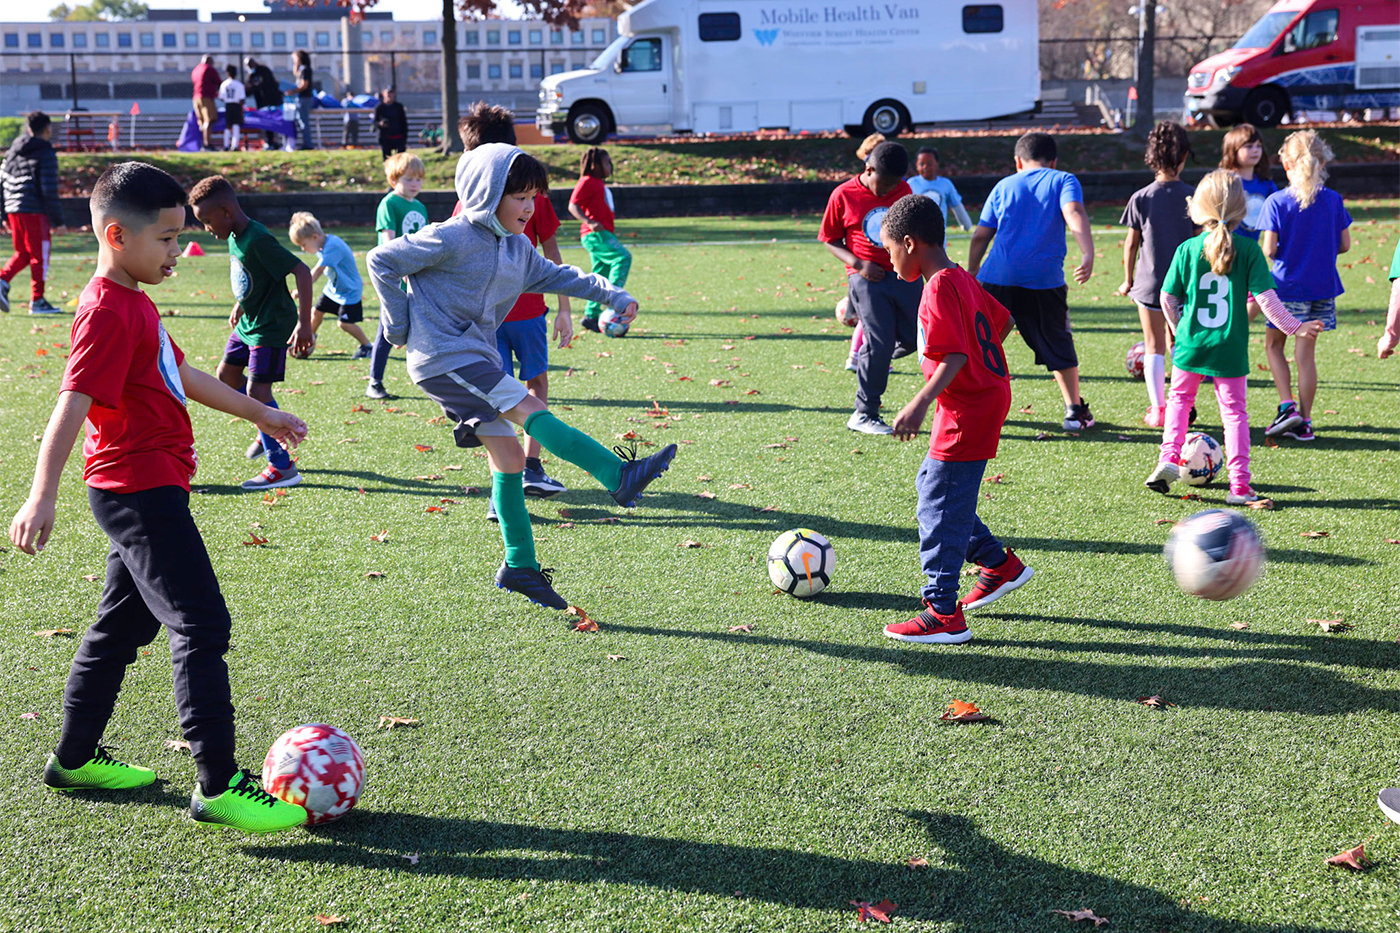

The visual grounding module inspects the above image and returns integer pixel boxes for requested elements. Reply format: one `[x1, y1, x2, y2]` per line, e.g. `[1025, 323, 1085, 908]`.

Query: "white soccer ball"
[1181, 432, 1224, 486]
[767, 528, 835, 598]
[1125, 341, 1145, 379]
[835, 296, 858, 328]
[1164, 509, 1264, 601]
[599, 308, 630, 338]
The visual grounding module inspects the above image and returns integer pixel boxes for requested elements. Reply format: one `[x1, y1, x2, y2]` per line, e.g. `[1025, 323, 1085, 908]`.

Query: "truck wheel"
[1243, 87, 1290, 128]
[862, 100, 908, 137]
[567, 105, 611, 145]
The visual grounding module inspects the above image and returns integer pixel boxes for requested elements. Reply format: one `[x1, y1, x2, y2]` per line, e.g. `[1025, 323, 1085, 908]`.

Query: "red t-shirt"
[818, 176, 914, 275]
[918, 265, 1012, 462]
[192, 63, 220, 99]
[61, 277, 197, 492]
[451, 193, 560, 322]
[570, 175, 614, 235]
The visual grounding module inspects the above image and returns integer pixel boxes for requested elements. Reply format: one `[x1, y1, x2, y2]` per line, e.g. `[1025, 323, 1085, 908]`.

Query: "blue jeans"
[295, 96, 314, 149]
[916, 455, 1006, 614]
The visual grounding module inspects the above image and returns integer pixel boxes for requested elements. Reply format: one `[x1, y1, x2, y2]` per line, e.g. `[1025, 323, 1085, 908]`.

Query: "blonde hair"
[856, 132, 885, 161]
[384, 152, 425, 185]
[1278, 130, 1332, 209]
[1187, 170, 1247, 275]
[288, 211, 322, 245]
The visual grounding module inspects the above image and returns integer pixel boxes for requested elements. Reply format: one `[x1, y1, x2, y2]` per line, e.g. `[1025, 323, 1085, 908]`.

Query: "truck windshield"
[589, 35, 629, 70]
[1233, 10, 1297, 49]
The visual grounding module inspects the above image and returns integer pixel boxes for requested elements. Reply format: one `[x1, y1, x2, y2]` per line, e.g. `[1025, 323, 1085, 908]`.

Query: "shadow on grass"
[241, 810, 1360, 931]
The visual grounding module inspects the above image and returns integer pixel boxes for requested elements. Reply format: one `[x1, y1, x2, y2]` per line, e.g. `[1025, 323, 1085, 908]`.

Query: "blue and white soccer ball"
[1164, 509, 1264, 601]
[1181, 432, 1223, 486]
[767, 528, 835, 598]
[599, 308, 630, 338]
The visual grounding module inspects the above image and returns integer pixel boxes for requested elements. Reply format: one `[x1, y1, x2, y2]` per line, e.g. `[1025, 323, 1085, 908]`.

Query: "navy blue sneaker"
[523, 460, 566, 498]
[610, 443, 677, 508]
[495, 563, 567, 610]
[581, 317, 601, 333]
[486, 496, 498, 523]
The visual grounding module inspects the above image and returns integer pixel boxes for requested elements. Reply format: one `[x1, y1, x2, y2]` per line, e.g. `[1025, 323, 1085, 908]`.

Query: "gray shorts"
[417, 361, 529, 449]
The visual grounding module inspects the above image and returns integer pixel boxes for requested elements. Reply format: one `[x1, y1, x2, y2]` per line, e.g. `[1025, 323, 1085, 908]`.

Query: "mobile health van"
[536, 0, 1040, 143]
[1184, 0, 1400, 127]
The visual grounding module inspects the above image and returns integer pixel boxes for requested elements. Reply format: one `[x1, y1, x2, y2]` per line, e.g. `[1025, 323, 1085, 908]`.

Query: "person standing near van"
[292, 50, 315, 151]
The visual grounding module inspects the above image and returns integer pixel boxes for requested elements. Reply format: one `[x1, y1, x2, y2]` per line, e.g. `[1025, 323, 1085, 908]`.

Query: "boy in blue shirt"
[289, 211, 371, 359]
[907, 148, 972, 232]
[967, 132, 1097, 433]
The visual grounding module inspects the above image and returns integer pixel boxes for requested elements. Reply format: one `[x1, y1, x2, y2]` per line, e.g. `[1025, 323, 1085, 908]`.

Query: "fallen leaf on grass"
[1323, 409, 1339, 415]
[941, 700, 989, 722]
[761, 442, 788, 449]
[32, 628, 75, 638]
[696, 490, 717, 499]
[1325, 843, 1371, 870]
[1314, 619, 1353, 633]
[1387, 539, 1400, 545]
[567, 606, 600, 632]
[728, 624, 753, 633]
[1230, 622, 1249, 630]
[314, 915, 347, 926]
[1136, 695, 1175, 708]
[1034, 432, 1053, 441]
[402, 853, 420, 866]
[338, 437, 359, 444]
[728, 483, 752, 490]
[1247, 498, 1276, 510]
[984, 473, 1005, 484]
[1264, 436, 1280, 448]
[1052, 908, 1109, 926]
[606, 654, 627, 662]
[597, 516, 621, 524]
[242, 534, 270, 547]
[1017, 405, 1034, 413]
[743, 389, 761, 395]
[20, 712, 38, 720]
[1179, 493, 1201, 501]
[164, 738, 191, 752]
[754, 505, 779, 513]
[424, 506, 447, 514]
[907, 857, 929, 868]
[414, 444, 433, 452]
[377, 716, 420, 730]
[1154, 518, 1176, 526]
[364, 571, 386, 579]
[1300, 530, 1330, 538]
[849, 900, 898, 923]
[370, 530, 390, 543]
[308, 380, 326, 386]
[678, 540, 706, 548]
[81, 573, 99, 582]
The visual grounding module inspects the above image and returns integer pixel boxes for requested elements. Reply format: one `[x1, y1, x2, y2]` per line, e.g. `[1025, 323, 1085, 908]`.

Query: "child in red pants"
[1, 111, 67, 314]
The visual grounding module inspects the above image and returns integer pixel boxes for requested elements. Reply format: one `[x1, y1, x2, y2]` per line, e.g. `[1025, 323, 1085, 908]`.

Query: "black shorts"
[223, 103, 243, 126]
[983, 283, 1078, 372]
[316, 294, 363, 324]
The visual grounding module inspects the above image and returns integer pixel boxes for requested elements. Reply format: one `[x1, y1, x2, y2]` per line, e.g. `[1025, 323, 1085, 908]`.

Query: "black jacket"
[374, 101, 408, 140]
[248, 65, 283, 107]
[1, 134, 63, 227]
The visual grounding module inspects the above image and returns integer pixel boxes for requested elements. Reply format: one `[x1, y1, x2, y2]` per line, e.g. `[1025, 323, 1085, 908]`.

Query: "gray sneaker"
[352, 344, 373, 359]
[0, 278, 10, 313]
[245, 438, 266, 460]
[240, 463, 302, 490]
[485, 496, 498, 523]
[365, 382, 390, 400]
[847, 412, 893, 435]
[1144, 461, 1179, 495]
[29, 297, 62, 315]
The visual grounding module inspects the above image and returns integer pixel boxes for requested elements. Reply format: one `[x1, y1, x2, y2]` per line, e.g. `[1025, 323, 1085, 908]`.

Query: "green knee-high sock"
[493, 472, 537, 569]
[523, 410, 623, 491]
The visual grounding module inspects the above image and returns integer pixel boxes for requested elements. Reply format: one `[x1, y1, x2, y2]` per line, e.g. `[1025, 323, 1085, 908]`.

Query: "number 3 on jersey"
[1196, 273, 1230, 329]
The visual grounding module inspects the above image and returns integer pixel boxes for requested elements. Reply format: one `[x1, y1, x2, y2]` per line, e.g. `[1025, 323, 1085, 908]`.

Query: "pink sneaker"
[1144, 406, 1165, 428]
[884, 602, 972, 645]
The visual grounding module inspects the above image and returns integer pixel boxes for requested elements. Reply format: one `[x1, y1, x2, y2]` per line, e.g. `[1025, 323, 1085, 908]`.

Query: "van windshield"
[1234, 10, 1296, 49]
[589, 35, 629, 70]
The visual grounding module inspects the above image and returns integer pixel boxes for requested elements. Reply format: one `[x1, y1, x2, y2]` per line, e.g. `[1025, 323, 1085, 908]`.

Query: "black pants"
[56, 486, 237, 785]
[848, 272, 921, 418]
[342, 120, 359, 147]
[380, 136, 406, 159]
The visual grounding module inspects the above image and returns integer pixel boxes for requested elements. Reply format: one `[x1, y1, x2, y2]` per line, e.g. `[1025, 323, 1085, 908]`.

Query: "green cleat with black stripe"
[43, 747, 157, 791]
[190, 770, 306, 833]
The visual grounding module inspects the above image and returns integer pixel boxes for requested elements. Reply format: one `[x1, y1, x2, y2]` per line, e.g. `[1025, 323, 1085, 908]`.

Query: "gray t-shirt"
[1121, 179, 1195, 309]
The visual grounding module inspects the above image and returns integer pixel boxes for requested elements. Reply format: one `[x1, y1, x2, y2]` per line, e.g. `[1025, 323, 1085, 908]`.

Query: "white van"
[536, 0, 1040, 143]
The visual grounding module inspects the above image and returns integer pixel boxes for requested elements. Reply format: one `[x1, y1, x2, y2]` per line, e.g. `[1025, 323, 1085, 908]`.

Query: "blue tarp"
[177, 106, 296, 152]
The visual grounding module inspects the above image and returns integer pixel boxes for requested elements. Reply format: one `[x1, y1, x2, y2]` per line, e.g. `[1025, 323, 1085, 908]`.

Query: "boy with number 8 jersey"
[878, 195, 1034, 646]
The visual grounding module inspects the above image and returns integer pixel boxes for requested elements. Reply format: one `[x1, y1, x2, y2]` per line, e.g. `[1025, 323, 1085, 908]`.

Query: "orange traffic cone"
[182, 241, 205, 258]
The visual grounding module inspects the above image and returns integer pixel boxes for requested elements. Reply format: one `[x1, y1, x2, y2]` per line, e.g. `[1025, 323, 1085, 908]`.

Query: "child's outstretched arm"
[1062, 201, 1094, 285]
[179, 361, 308, 448]
[892, 354, 967, 441]
[520, 249, 639, 323]
[366, 233, 447, 345]
[1255, 289, 1322, 338]
[10, 391, 91, 554]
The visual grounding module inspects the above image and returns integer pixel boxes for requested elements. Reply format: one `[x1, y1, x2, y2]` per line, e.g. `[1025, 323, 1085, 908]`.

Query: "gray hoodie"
[366, 143, 635, 383]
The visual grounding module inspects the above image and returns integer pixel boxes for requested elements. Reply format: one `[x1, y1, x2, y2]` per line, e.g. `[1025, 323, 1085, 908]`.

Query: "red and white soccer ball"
[1164, 509, 1265, 601]
[1125, 341, 1145, 379]
[835, 296, 858, 328]
[261, 723, 365, 825]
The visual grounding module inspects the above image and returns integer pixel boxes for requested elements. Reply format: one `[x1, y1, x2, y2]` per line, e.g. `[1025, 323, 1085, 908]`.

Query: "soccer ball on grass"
[261, 723, 365, 825]
[599, 308, 630, 338]
[768, 528, 835, 598]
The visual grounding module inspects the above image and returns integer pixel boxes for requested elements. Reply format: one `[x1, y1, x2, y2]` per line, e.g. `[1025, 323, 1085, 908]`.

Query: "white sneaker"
[847, 412, 893, 435]
[1144, 461, 1179, 494]
[845, 354, 858, 372]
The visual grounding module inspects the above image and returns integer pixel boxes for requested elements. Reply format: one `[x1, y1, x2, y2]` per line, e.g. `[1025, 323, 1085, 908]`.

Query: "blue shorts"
[496, 315, 549, 382]
[1267, 298, 1336, 332]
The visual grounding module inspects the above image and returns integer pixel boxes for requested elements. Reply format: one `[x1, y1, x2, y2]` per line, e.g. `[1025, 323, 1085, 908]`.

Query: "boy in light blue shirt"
[907, 148, 972, 232]
[967, 132, 1096, 433]
[289, 211, 372, 359]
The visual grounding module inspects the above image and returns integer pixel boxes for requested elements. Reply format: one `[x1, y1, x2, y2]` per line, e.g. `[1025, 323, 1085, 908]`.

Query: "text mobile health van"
[1184, 0, 1400, 127]
[536, 0, 1040, 143]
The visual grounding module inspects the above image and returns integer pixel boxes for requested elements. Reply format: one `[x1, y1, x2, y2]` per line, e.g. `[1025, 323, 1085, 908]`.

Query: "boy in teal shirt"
[367, 151, 429, 399]
[189, 175, 313, 491]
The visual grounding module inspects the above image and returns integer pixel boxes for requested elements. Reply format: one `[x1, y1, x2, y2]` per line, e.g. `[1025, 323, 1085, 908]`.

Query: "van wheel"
[1243, 87, 1290, 128]
[862, 100, 909, 137]
[567, 105, 611, 145]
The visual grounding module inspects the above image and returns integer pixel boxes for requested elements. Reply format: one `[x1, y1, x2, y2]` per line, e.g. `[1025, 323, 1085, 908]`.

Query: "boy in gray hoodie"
[367, 144, 676, 610]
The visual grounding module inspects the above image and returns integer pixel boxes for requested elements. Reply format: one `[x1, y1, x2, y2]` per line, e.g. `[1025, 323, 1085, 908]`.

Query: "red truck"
[1184, 0, 1400, 127]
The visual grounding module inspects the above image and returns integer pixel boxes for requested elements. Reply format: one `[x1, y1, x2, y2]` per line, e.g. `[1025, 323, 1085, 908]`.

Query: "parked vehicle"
[537, 0, 1040, 143]
[1184, 0, 1400, 127]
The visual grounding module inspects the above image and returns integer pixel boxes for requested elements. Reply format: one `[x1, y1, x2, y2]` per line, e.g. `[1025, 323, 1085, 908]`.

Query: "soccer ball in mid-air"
[1164, 509, 1264, 601]
[835, 296, 858, 328]
[1180, 432, 1223, 486]
[261, 724, 365, 825]
[599, 308, 630, 338]
[1125, 341, 1145, 379]
[768, 528, 835, 598]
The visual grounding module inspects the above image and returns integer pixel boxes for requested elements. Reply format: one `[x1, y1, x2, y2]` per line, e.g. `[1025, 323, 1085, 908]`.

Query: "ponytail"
[1187, 170, 1247, 276]
[1278, 130, 1332, 209]
[1202, 220, 1236, 276]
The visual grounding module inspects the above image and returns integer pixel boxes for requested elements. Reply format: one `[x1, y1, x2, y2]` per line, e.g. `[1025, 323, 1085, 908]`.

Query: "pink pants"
[849, 321, 865, 356]
[1159, 368, 1251, 494]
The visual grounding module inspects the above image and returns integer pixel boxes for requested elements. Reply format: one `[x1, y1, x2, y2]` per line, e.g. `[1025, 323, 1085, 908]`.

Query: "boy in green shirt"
[367, 151, 429, 400]
[189, 175, 313, 491]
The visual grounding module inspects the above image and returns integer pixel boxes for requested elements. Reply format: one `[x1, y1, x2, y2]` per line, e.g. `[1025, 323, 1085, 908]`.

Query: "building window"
[591, 28, 607, 44]
[27, 33, 41, 48]
[207, 32, 220, 48]
[698, 13, 742, 42]
[250, 32, 265, 48]
[50, 33, 64, 48]
[550, 62, 564, 74]
[488, 63, 501, 79]
[379, 31, 391, 44]
[184, 33, 198, 48]
[550, 30, 563, 44]
[571, 31, 584, 45]
[961, 5, 1003, 34]
[95, 33, 109, 48]
[73, 32, 88, 48]
[529, 30, 542, 45]
[294, 31, 308, 47]
[464, 31, 478, 45]
[162, 33, 176, 48]
[509, 62, 523, 78]
[487, 30, 500, 45]
[3, 34, 17, 49]
[466, 62, 481, 79]
[228, 33, 241, 48]
[316, 31, 330, 47]
[273, 32, 287, 48]
[423, 29, 436, 45]
[529, 62, 542, 78]
[508, 30, 521, 45]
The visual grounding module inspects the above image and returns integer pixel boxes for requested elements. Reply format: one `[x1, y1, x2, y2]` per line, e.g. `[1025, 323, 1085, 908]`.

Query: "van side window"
[1285, 9, 1339, 52]
[698, 13, 742, 41]
[962, 5, 1004, 34]
[620, 37, 663, 72]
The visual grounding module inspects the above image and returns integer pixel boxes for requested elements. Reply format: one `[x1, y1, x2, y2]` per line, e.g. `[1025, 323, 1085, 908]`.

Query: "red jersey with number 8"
[918, 265, 1011, 461]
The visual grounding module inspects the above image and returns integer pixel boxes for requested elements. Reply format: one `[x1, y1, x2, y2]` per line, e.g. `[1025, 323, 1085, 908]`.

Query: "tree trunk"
[440, 0, 462, 155]
[1135, 3, 1157, 137]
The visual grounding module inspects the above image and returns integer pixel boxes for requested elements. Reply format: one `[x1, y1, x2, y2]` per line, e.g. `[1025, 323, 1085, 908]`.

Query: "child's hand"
[1072, 255, 1094, 285]
[554, 309, 574, 348]
[618, 302, 639, 324]
[9, 496, 56, 555]
[1116, 280, 1131, 297]
[891, 401, 929, 441]
[256, 407, 308, 450]
[1297, 320, 1324, 339]
[228, 304, 243, 328]
[855, 259, 886, 282]
[288, 323, 315, 356]
[1379, 334, 1397, 359]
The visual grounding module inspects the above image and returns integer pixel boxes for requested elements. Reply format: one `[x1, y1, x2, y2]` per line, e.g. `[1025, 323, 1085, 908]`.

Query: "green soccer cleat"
[190, 769, 307, 833]
[43, 747, 157, 791]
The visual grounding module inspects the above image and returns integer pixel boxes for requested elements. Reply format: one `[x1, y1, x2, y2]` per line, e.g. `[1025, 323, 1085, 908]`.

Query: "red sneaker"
[884, 602, 971, 644]
[959, 549, 1034, 610]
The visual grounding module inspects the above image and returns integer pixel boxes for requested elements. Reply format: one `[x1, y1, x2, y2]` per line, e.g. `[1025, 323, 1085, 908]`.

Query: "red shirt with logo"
[570, 175, 614, 235]
[818, 176, 914, 275]
[918, 265, 1011, 462]
[452, 193, 559, 322]
[61, 277, 197, 491]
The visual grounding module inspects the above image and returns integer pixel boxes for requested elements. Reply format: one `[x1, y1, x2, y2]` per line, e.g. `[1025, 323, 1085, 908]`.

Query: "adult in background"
[191, 55, 220, 150]
[292, 50, 315, 150]
[374, 87, 408, 159]
[245, 57, 283, 148]
[341, 90, 360, 148]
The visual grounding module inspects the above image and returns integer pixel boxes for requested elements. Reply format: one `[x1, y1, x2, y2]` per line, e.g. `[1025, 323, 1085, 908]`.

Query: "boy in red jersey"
[8, 162, 309, 832]
[879, 195, 1035, 645]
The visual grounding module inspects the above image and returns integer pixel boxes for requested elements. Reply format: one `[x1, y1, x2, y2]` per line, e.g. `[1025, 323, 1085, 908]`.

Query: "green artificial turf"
[1, 205, 1398, 932]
